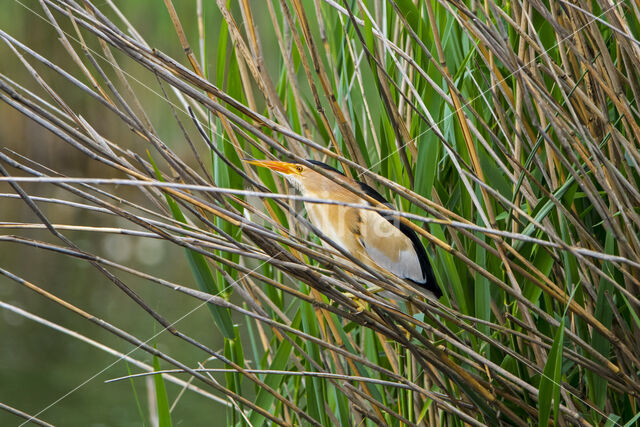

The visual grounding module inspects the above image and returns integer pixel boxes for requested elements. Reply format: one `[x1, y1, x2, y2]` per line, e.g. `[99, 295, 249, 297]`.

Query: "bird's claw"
[353, 297, 368, 314]
[344, 292, 368, 313]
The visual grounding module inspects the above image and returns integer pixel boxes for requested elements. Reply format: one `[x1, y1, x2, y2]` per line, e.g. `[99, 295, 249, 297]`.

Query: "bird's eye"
[296, 166, 303, 172]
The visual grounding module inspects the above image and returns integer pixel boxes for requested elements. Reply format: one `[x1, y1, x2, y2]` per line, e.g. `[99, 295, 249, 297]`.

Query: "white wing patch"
[359, 210, 425, 282]
[362, 240, 424, 282]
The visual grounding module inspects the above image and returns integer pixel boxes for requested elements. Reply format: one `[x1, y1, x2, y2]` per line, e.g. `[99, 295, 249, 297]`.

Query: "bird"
[246, 159, 442, 299]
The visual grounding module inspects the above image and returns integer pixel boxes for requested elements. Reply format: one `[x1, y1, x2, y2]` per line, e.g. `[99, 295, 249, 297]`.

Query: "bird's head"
[245, 160, 323, 192]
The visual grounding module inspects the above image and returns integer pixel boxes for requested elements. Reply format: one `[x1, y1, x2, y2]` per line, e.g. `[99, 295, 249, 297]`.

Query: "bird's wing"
[354, 181, 441, 297]
[358, 209, 425, 283]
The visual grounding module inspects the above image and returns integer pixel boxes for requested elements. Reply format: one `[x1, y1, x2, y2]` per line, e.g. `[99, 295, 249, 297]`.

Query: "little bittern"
[247, 159, 442, 299]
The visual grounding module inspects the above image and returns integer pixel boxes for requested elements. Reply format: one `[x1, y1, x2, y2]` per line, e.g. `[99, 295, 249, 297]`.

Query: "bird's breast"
[304, 202, 362, 254]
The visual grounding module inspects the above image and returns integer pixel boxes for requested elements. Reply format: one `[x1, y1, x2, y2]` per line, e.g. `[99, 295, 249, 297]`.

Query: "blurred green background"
[0, 1, 259, 425]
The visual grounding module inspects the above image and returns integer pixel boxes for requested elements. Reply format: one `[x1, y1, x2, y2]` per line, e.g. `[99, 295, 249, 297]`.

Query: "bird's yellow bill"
[245, 160, 300, 175]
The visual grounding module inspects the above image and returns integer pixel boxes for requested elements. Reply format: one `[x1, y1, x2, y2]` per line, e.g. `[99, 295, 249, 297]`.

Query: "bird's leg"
[362, 284, 382, 294]
[343, 285, 398, 313]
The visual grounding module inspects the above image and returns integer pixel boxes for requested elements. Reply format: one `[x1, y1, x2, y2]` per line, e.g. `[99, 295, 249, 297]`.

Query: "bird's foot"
[353, 297, 368, 314]
[343, 292, 368, 313]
